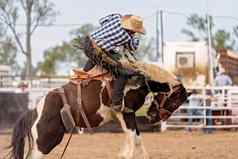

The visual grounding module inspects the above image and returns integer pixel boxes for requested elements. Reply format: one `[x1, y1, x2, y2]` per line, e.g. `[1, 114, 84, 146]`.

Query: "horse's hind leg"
[26, 96, 45, 159]
[116, 113, 149, 159]
[27, 147, 44, 159]
[27, 94, 65, 159]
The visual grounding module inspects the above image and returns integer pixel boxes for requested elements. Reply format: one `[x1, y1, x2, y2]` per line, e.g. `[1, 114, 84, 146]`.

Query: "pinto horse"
[7, 67, 189, 159]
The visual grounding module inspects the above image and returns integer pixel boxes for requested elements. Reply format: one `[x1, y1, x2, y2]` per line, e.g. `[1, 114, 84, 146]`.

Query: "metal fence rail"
[1, 80, 238, 131]
[162, 86, 238, 131]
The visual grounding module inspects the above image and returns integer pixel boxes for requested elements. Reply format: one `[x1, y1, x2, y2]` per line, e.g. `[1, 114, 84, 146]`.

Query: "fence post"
[202, 86, 207, 128]
[160, 121, 167, 132]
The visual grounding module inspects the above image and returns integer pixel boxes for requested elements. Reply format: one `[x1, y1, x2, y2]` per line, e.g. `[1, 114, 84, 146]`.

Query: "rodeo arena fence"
[161, 86, 238, 131]
[1, 76, 238, 132]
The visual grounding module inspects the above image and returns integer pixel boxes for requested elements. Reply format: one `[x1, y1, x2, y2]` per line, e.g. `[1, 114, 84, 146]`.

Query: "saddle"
[60, 63, 184, 131]
[70, 66, 112, 82]
[60, 66, 112, 132]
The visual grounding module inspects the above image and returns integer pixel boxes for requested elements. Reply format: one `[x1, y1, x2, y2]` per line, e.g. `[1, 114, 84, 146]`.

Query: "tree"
[36, 24, 96, 75]
[0, 37, 20, 73]
[182, 14, 213, 41]
[234, 26, 238, 38]
[182, 14, 234, 51]
[69, 23, 96, 67]
[214, 30, 234, 50]
[134, 37, 154, 60]
[0, 0, 57, 80]
[36, 44, 66, 76]
[36, 23, 155, 76]
[233, 26, 238, 50]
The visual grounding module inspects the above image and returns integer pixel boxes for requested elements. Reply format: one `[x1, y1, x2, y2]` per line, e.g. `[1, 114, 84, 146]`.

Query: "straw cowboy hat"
[121, 15, 146, 34]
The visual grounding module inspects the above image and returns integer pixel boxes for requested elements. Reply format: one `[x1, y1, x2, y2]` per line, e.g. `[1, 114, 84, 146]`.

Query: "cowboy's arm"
[99, 13, 122, 26]
[124, 36, 140, 52]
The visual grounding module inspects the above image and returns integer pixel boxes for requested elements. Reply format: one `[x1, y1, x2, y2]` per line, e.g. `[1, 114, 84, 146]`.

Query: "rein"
[59, 127, 75, 159]
[144, 79, 177, 120]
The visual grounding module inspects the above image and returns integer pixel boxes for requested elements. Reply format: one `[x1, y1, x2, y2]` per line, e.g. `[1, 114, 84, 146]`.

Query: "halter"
[144, 79, 180, 121]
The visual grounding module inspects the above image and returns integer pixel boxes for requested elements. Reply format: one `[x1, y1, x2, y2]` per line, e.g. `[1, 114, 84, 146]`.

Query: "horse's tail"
[7, 109, 37, 159]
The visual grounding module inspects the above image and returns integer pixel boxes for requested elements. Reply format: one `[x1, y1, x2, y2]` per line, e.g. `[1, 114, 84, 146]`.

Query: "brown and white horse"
[7, 75, 189, 159]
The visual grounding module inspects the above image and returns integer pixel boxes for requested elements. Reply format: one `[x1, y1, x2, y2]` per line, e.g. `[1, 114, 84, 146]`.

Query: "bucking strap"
[76, 82, 94, 134]
[58, 88, 76, 132]
[57, 86, 93, 134]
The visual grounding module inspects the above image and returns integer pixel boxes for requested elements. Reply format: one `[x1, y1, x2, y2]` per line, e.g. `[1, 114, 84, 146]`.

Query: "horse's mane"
[134, 62, 179, 85]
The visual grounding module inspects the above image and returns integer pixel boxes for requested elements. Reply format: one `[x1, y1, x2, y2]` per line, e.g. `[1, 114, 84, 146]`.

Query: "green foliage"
[233, 26, 238, 50]
[69, 23, 96, 67]
[214, 30, 234, 50]
[36, 23, 96, 75]
[36, 42, 69, 75]
[37, 23, 154, 76]
[70, 23, 96, 38]
[0, 0, 58, 78]
[182, 14, 213, 41]
[0, 37, 20, 74]
[182, 14, 235, 51]
[136, 37, 154, 60]
[234, 26, 238, 38]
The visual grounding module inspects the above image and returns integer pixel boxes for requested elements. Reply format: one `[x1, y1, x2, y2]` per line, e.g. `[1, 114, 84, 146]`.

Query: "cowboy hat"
[121, 15, 146, 34]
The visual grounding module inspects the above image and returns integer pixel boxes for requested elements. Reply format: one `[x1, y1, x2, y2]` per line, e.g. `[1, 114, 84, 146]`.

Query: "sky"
[15, 0, 238, 67]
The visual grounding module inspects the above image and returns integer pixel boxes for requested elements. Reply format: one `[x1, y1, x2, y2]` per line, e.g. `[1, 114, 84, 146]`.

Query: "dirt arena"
[1, 131, 238, 159]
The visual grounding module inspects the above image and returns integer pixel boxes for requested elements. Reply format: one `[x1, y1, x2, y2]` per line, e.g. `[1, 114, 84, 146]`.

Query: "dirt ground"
[1, 131, 238, 159]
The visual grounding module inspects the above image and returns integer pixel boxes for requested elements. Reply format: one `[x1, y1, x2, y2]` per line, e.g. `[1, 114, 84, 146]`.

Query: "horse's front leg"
[116, 113, 149, 159]
[134, 133, 150, 159]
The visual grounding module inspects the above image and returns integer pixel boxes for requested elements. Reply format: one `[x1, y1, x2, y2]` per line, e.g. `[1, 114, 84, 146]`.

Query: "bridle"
[144, 79, 180, 121]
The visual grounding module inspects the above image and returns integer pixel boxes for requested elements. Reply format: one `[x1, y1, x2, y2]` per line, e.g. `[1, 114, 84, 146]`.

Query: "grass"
[136, 105, 148, 116]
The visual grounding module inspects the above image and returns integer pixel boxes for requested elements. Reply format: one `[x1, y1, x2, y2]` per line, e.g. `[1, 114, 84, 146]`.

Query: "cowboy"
[82, 13, 145, 113]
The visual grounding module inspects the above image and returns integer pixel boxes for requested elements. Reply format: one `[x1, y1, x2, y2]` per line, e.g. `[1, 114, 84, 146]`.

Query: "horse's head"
[145, 81, 190, 124]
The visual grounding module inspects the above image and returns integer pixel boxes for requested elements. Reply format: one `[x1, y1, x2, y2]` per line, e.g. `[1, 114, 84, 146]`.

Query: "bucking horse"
[6, 62, 190, 159]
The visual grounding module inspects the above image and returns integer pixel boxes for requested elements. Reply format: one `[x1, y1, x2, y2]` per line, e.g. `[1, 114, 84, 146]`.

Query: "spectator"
[213, 68, 233, 126]
[187, 89, 203, 132]
[214, 71, 232, 87]
[203, 88, 214, 134]
[187, 75, 204, 132]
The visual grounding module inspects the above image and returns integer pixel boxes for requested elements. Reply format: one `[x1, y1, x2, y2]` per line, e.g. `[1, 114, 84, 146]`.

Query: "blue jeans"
[188, 97, 203, 126]
[188, 108, 203, 126]
[203, 108, 213, 133]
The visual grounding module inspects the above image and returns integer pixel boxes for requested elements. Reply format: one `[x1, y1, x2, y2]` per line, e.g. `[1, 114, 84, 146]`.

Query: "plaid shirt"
[91, 14, 140, 52]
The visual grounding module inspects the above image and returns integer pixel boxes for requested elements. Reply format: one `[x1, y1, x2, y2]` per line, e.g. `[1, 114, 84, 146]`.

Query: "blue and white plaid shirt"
[91, 14, 140, 52]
